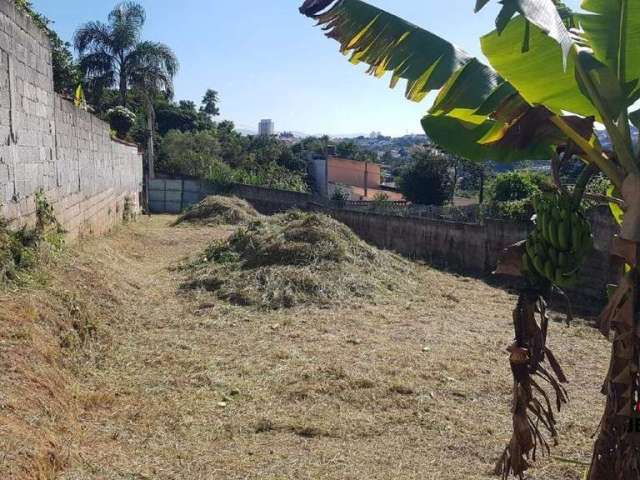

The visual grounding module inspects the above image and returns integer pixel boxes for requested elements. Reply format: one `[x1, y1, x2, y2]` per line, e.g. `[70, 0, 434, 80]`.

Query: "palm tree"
[74, 1, 178, 108]
[300, 1, 640, 479]
[75, 2, 178, 181]
[128, 42, 178, 179]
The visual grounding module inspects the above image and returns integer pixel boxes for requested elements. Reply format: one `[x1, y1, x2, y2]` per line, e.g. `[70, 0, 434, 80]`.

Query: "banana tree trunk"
[588, 175, 640, 479]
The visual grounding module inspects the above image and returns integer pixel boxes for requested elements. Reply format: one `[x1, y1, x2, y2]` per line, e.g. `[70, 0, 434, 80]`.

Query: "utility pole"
[364, 161, 369, 198]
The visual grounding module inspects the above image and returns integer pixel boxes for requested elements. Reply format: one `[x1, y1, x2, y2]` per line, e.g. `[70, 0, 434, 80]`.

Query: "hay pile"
[175, 196, 260, 226]
[185, 211, 417, 309]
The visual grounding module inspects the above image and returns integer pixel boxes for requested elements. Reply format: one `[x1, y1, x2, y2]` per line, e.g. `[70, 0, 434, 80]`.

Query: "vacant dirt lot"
[2, 216, 609, 479]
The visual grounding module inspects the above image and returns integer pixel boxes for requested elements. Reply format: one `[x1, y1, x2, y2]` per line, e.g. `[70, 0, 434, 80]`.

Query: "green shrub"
[1, 191, 65, 286]
[331, 186, 350, 207]
[587, 173, 611, 196]
[485, 171, 550, 222]
[106, 106, 136, 140]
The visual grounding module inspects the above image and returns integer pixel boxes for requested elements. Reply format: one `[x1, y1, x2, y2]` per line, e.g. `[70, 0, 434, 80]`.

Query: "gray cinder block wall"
[0, 1, 142, 239]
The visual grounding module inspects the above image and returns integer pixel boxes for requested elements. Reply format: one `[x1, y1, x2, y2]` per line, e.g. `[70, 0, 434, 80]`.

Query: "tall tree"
[201, 89, 220, 118]
[128, 41, 179, 179]
[74, 2, 178, 108]
[75, 2, 178, 181]
[398, 146, 453, 205]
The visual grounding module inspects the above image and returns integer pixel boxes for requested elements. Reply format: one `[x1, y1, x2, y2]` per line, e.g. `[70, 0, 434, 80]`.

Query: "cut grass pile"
[175, 195, 260, 226]
[184, 210, 418, 308]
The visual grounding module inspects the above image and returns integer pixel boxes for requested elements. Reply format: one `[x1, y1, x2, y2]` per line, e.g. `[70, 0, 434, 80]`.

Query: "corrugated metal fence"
[148, 179, 316, 214]
[148, 178, 218, 213]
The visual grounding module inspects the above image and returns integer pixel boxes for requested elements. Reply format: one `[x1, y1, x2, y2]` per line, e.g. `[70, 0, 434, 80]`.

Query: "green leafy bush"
[331, 185, 350, 207]
[158, 129, 222, 178]
[231, 163, 309, 193]
[484, 171, 550, 222]
[1, 192, 64, 285]
[158, 130, 309, 193]
[106, 106, 136, 139]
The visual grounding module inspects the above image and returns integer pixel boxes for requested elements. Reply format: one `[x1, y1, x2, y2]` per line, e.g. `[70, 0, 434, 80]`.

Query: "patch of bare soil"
[1, 216, 609, 479]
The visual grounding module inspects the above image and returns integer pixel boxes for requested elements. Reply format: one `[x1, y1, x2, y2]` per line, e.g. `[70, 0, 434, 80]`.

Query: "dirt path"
[55, 216, 608, 480]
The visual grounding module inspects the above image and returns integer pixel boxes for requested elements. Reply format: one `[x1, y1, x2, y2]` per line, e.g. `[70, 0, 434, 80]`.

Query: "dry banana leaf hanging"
[494, 239, 571, 479]
[495, 290, 569, 479]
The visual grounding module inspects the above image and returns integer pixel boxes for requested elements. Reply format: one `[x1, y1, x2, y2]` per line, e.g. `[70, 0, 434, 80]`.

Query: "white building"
[258, 119, 275, 136]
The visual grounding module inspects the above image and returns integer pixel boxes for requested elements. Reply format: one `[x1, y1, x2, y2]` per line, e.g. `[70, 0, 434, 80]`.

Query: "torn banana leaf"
[300, 0, 597, 162]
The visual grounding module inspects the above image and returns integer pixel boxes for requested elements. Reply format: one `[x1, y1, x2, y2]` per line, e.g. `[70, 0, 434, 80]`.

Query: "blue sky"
[33, 1, 581, 136]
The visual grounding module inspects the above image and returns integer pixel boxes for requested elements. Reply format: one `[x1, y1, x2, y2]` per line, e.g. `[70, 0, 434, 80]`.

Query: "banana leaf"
[578, 0, 640, 98]
[481, 16, 597, 118]
[300, 0, 570, 161]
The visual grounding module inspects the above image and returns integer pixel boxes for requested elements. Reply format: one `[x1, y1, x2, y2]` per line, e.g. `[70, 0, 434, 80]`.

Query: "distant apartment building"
[309, 155, 404, 201]
[258, 119, 275, 136]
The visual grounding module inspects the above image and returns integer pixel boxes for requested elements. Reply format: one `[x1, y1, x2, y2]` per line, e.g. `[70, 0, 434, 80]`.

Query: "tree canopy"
[74, 1, 178, 107]
[398, 146, 453, 206]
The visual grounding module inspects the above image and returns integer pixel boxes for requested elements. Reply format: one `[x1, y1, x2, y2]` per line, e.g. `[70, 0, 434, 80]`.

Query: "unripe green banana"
[555, 271, 577, 289]
[521, 191, 592, 287]
[554, 268, 564, 285]
[558, 252, 567, 269]
[558, 219, 570, 251]
[538, 211, 547, 235]
[532, 196, 540, 212]
[548, 219, 560, 250]
[571, 217, 581, 253]
[532, 254, 545, 277]
[560, 208, 568, 221]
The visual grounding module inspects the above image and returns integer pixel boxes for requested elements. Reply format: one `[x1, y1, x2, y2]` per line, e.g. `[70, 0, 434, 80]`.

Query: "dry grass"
[184, 211, 418, 309]
[1, 215, 610, 480]
[175, 195, 260, 226]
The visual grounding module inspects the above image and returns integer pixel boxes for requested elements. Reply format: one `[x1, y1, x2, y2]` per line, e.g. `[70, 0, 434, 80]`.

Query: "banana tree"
[300, 1, 640, 479]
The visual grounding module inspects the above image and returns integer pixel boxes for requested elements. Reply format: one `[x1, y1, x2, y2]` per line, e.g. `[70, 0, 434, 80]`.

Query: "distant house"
[309, 156, 404, 201]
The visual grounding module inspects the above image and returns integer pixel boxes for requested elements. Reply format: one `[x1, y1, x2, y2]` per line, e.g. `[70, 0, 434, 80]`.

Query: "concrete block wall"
[327, 208, 618, 302]
[0, 1, 143, 239]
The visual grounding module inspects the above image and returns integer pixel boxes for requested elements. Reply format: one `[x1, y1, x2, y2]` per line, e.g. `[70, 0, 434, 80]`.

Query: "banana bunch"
[521, 192, 593, 288]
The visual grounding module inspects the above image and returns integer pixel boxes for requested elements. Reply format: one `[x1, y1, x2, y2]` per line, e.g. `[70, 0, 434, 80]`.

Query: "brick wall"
[0, 1, 143, 239]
